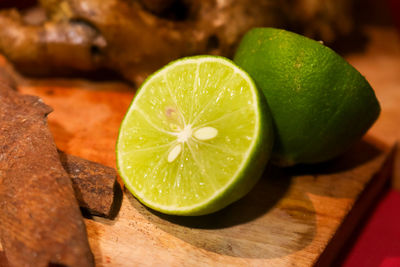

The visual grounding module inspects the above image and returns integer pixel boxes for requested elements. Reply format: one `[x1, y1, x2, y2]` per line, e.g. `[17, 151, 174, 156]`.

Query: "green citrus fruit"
[116, 56, 273, 215]
[234, 28, 380, 166]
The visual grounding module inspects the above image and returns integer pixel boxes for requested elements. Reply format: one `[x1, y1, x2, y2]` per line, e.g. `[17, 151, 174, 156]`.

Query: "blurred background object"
[0, 0, 363, 86]
[387, 0, 400, 33]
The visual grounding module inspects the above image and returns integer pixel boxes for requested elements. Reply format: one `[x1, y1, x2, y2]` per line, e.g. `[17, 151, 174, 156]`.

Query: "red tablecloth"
[341, 190, 400, 267]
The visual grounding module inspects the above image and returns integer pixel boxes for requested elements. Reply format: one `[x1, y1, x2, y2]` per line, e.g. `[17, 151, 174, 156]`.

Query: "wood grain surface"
[0, 25, 399, 266]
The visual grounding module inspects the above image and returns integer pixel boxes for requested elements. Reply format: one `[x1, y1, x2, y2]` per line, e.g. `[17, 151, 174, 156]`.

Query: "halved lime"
[116, 56, 273, 215]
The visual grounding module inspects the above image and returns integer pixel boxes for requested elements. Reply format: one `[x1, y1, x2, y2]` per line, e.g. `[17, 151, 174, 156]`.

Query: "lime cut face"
[117, 56, 273, 215]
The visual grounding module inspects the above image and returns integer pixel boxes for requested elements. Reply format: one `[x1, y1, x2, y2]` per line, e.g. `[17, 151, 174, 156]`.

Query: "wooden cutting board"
[1, 25, 399, 266]
[15, 80, 395, 267]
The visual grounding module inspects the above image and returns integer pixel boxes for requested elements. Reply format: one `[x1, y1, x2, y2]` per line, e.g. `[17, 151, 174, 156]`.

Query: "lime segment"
[117, 56, 273, 215]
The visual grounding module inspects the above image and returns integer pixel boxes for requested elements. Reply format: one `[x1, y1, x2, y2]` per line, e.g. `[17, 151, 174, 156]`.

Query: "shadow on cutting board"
[285, 139, 384, 199]
[130, 139, 385, 259]
[130, 165, 317, 259]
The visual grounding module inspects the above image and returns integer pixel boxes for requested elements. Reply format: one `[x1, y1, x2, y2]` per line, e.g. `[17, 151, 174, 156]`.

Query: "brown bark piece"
[0, 66, 122, 218]
[0, 85, 94, 266]
[59, 151, 122, 218]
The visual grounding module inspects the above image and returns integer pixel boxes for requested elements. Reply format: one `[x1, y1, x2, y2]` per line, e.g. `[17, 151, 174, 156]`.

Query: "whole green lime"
[234, 28, 380, 166]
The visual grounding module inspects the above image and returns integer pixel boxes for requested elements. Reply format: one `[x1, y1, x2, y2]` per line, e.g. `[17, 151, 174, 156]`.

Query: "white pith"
[177, 125, 193, 143]
[167, 125, 218, 163]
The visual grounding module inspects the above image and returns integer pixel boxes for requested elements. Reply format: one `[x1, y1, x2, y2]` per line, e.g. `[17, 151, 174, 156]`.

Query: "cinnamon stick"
[59, 151, 122, 219]
[0, 67, 122, 218]
[0, 85, 94, 266]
